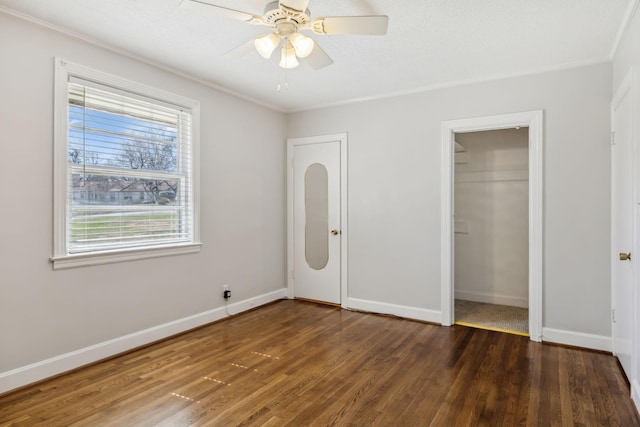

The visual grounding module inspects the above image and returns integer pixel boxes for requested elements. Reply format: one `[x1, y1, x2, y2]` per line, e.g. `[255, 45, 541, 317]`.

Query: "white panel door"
[292, 141, 341, 304]
[611, 76, 634, 381]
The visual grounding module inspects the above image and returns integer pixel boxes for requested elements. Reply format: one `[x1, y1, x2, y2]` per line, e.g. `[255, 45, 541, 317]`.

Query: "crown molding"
[288, 57, 612, 113]
[0, 5, 285, 113]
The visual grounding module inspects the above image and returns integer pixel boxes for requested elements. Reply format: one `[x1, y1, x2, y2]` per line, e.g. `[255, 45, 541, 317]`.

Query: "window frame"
[51, 59, 201, 270]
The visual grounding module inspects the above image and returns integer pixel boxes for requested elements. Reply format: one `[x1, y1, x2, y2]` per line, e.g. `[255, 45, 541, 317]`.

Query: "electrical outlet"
[223, 284, 231, 300]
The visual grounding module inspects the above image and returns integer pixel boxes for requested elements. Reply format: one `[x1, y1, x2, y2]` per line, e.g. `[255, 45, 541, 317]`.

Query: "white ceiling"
[0, 0, 633, 111]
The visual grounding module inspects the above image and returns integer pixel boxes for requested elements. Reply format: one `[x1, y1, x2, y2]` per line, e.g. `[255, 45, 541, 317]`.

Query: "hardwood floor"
[1, 300, 638, 426]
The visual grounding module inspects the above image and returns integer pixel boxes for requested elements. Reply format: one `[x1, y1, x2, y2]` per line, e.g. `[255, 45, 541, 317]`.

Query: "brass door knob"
[619, 252, 631, 261]
[331, 229, 340, 235]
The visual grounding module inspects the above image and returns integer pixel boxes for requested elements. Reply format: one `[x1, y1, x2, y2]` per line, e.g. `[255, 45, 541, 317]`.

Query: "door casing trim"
[610, 68, 636, 385]
[440, 111, 543, 342]
[287, 133, 348, 308]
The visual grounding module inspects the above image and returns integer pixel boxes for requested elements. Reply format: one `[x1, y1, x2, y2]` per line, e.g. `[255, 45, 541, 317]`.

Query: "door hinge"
[291, 270, 295, 280]
[611, 131, 616, 146]
[612, 308, 616, 323]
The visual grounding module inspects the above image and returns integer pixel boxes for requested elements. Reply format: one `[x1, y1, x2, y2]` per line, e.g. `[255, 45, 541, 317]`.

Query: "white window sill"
[50, 243, 202, 270]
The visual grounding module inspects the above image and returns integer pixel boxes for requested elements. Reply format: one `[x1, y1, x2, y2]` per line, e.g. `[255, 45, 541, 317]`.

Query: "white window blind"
[65, 78, 194, 254]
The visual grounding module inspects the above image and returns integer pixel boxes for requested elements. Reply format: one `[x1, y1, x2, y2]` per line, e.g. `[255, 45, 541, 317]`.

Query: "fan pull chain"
[277, 72, 289, 92]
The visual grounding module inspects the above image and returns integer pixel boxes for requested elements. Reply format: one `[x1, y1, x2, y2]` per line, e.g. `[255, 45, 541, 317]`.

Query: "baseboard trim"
[632, 379, 640, 414]
[455, 289, 528, 308]
[541, 327, 612, 352]
[347, 297, 441, 324]
[0, 288, 287, 395]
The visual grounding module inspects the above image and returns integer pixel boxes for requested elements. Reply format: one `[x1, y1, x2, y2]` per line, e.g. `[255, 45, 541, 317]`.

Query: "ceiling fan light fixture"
[254, 33, 280, 59]
[279, 40, 299, 69]
[289, 32, 314, 58]
[184, 0, 389, 71]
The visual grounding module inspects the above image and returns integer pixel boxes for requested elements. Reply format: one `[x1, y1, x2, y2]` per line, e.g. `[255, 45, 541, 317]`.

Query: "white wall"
[454, 129, 529, 308]
[0, 5, 621, 395]
[0, 12, 287, 391]
[288, 63, 612, 341]
[612, 1, 640, 411]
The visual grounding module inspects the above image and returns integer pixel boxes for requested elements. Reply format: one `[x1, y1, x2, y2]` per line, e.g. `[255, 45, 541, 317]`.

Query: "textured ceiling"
[0, 0, 633, 111]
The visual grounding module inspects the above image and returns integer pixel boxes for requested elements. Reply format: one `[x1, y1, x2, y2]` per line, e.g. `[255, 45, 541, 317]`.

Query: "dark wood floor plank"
[588, 353, 620, 426]
[492, 338, 529, 425]
[429, 330, 490, 424]
[365, 326, 439, 419]
[0, 300, 638, 426]
[539, 344, 563, 425]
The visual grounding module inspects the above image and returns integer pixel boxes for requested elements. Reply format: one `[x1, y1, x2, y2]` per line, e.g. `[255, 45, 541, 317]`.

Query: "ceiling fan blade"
[304, 42, 333, 70]
[311, 16, 389, 35]
[223, 39, 257, 59]
[180, 0, 265, 25]
[279, 0, 310, 14]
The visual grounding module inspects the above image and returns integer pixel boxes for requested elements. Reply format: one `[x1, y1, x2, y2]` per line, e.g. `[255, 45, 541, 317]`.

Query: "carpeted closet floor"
[455, 299, 528, 336]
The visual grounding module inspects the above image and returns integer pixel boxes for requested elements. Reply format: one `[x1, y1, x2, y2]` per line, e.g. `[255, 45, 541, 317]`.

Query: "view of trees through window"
[67, 86, 191, 252]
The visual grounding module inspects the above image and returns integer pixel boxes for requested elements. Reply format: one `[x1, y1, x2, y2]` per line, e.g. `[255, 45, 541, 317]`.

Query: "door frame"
[610, 68, 636, 387]
[287, 133, 348, 308]
[440, 111, 544, 341]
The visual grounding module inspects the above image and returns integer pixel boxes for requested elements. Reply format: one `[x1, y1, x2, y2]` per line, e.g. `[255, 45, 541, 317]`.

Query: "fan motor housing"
[264, 1, 310, 26]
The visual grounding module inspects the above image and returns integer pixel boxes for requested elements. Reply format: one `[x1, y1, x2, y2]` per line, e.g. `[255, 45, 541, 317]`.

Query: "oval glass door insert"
[305, 163, 329, 270]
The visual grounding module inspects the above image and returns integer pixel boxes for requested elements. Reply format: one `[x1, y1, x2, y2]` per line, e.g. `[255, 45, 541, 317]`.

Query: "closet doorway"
[453, 129, 529, 336]
[440, 111, 543, 342]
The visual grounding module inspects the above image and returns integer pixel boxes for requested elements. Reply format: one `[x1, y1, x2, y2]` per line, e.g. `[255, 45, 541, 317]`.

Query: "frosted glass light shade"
[254, 33, 280, 59]
[279, 41, 299, 69]
[290, 32, 314, 58]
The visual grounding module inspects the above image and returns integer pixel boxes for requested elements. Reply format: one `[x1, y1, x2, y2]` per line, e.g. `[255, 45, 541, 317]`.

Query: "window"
[52, 59, 200, 269]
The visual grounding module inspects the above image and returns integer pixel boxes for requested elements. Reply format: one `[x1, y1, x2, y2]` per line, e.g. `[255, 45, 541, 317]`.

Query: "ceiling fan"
[180, 0, 389, 70]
